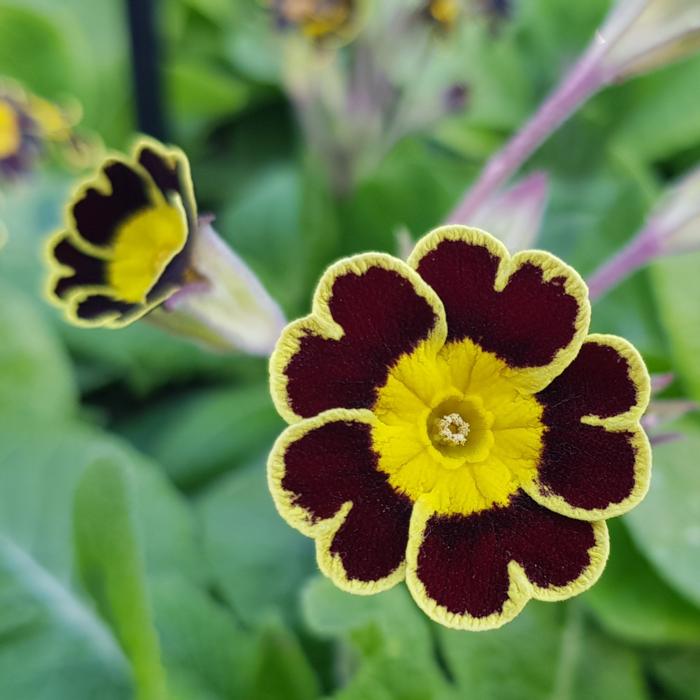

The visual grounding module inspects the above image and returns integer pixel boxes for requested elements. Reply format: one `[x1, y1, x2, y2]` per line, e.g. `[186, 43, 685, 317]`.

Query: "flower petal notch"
[267, 224, 651, 631]
[408, 225, 591, 393]
[44, 137, 285, 354]
[270, 253, 447, 423]
[527, 334, 652, 520]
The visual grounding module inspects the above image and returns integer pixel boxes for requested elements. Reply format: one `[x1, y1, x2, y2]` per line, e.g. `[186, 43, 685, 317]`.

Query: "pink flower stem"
[586, 228, 663, 302]
[447, 47, 607, 224]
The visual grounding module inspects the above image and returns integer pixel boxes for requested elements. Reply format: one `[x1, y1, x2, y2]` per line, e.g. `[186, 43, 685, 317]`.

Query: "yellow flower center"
[429, 0, 460, 27]
[0, 101, 22, 159]
[435, 412, 470, 446]
[28, 95, 72, 142]
[108, 199, 188, 303]
[372, 338, 545, 516]
[282, 0, 351, 38]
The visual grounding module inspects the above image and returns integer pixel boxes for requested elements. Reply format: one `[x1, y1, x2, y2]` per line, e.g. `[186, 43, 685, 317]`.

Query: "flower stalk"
[448, 0, 700, 224]
[587, 165, 700, 301]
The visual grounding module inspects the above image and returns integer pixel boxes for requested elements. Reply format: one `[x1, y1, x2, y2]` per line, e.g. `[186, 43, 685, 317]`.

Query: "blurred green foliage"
[1, 0, 700, 698]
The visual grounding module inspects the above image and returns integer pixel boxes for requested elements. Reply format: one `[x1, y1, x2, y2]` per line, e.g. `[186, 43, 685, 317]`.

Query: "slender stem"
[586, 229, 662, 302]
[124, 0, 167, 138]
[447, 47, 606, 223]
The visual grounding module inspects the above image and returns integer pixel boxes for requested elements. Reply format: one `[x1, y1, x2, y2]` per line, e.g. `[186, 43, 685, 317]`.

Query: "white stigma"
[437, 413, 470, 446]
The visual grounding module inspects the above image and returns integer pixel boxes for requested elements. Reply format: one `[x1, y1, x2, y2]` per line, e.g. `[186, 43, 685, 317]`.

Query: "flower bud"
[598, 0, 700, 81]
[467, 172, 549, 252]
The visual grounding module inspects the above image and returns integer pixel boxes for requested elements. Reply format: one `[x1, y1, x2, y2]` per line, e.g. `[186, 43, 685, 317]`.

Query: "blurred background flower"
[1, 0, 700, 697]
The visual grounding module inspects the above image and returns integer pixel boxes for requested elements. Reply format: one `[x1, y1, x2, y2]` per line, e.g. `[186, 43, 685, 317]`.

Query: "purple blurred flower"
[0, 92, 40, 180]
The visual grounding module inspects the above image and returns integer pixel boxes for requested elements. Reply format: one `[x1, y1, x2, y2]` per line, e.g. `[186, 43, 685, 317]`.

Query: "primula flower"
[468, 171, 550, 252]
[0, 91, 39, 179]
[45, 138, 285, 355]
[424, 0, 462, 30]
[271, 0, 357, 40]
[268, 225, 651, 630]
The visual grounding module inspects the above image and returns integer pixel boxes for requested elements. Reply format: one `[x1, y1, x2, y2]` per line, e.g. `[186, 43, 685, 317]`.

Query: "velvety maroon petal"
[135, 141, 198, 230]
[537, 340, 641, 423]
[277, 258, 444, 420]
[50, 234, 106, 299]
[409, 492, 601, 624]
[531, 335, 651, 517]
[272, 415, 412, 586]
[328, 491, 412, 583]
[535, 425, 637, 512]
[71, 161, 152, 248]
[412, 230, 586, 370]
[74, 295, 138, 322]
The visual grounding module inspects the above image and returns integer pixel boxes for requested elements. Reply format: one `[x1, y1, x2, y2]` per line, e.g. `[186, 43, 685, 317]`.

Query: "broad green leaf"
[611, 55, 700, 164]
[586, 520, 700, 645]
[197, 460, 314, 625]
[149, 575, 257, 700]
[653, 253, 700, 399]
[0, 280, 76, 420]
[0, 420, 131, 699]
[118, 381, 283, 488]
[440, 602, 649, 700]
[626, 419, 700, 608]
[74, 459, 168, 700]
[0, 417, 204, 698]
[649, 649, 700, 700]
[302, 576, 433, 660]
[218, 164, 307, 315]
[166, 59, 252, 121]
[0, 5, 76, 98]
[338, 139, 472, 256]
[330, 655, 455, 700]
[250, 619, 320, 700]
[303, 577, 453, 699]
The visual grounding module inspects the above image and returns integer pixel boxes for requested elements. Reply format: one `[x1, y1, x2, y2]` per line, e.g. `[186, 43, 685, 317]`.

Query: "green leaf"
[250, 619, 320, 700]
[0, 5, 76, 97]
[197, 460, 314, 625]
[586, 520, 700, 645]
[626, 419, 700, 608]
[218, 165, 307, 315]
[118, 381, 283, 488]
[611, 55, 700, 164]
[652, 252, 700, 400]
[149, 575, 257, 700]
[330, 655, 455, 700]
[303, 577, 453, 699]
[0, 420, 131, 699]
[0, 280, 76, 420]
[649, 649, 700, 700]
[439, 603, 649, 700]
[166, 59, 252, 121]
[74, 459, 168, 700]
[0, 417, 204, 698]
[302, 577, 433, 660]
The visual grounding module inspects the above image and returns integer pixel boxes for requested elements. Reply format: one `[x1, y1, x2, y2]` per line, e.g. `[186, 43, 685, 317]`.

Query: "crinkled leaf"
[197, 460, 314, 625]
[439, 603, 649, 700]
[586, 520, 700, 645]
[118, 382, 282, 488]
[149, 575, 257, 700]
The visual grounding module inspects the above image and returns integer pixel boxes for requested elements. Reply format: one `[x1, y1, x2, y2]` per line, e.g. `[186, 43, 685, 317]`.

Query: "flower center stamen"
[436, 412, 470, 446]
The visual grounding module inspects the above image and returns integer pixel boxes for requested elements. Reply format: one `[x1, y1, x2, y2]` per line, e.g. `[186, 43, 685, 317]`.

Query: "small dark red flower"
[268, 226, 651, 630]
